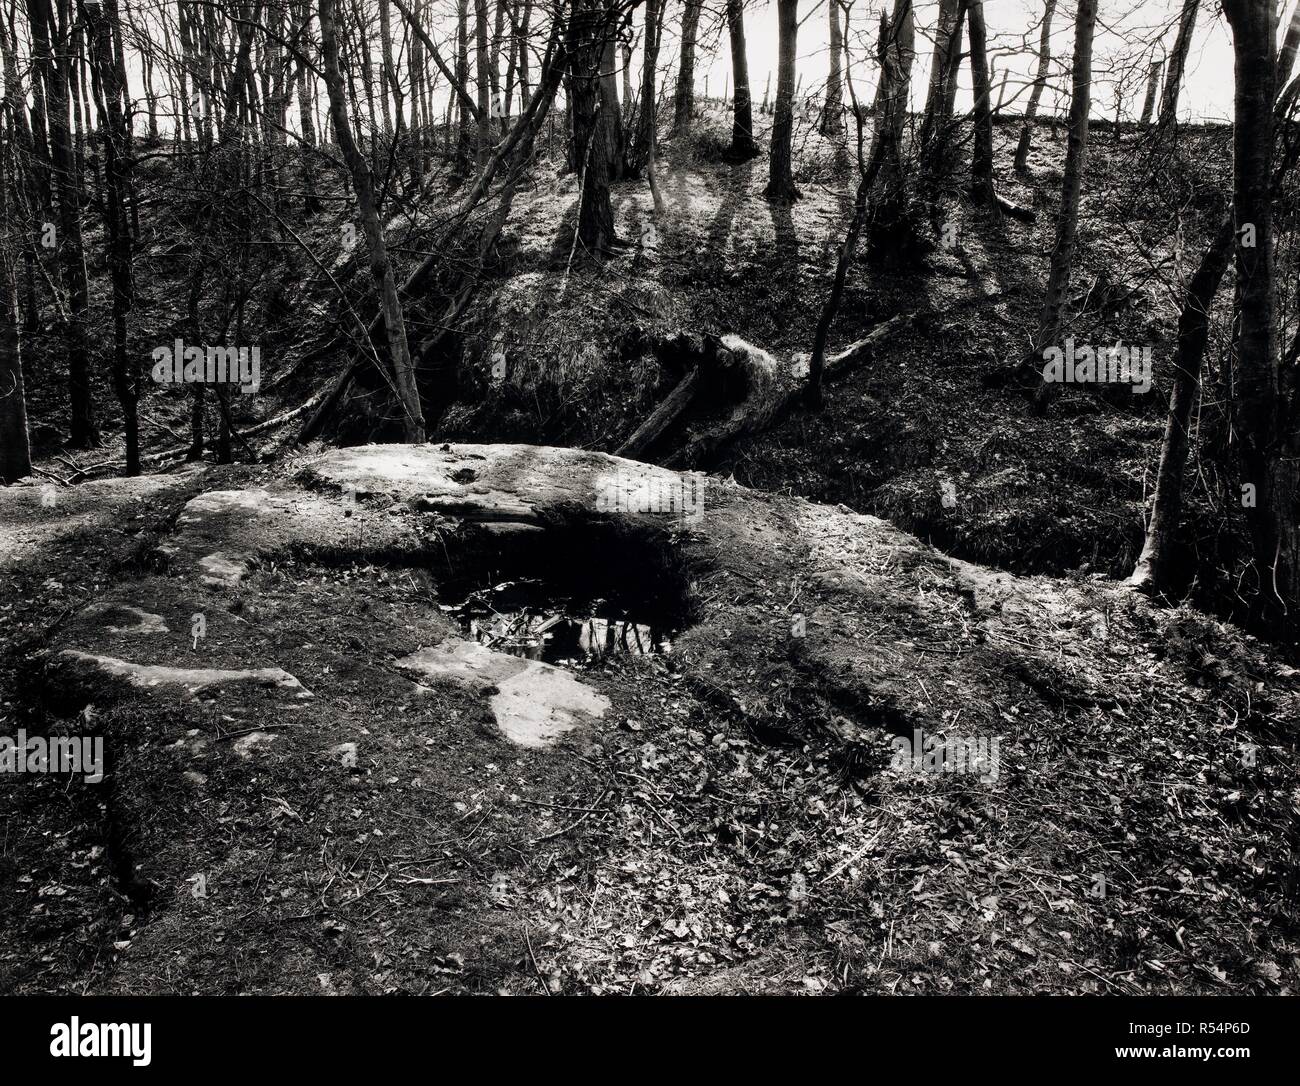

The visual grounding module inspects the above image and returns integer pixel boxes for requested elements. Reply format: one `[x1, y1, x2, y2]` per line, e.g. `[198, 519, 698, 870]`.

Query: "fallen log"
[616, 368, 701, 459]
[630, 294, 997, 469]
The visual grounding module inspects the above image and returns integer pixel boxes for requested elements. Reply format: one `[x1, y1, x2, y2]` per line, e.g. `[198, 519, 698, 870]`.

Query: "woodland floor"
[2, 111, 1297, 996]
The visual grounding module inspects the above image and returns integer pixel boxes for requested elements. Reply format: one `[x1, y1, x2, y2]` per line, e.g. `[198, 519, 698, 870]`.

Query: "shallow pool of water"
[443, 580, 673, 664]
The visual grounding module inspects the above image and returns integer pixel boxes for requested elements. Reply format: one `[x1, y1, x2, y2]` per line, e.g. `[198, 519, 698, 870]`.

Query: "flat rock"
[398, 639, 610, 748]
[58, 651, 312, 700]
[81, 604, 171, 635]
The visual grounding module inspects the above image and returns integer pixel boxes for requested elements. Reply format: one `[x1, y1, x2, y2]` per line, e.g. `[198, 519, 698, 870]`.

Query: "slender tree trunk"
[621, 31, 632, 107]
[0, 146, 31, 484]
[726, 0, 757, 159]
[8, 1, 52, 209]
[83, 0, 138, 474]
[186, 261, 205, 460]
[1032, 0, 1096, 411]
[319, 0, 426, 442]
[455, 0, 473, 174]
[490, 0, 505, 128]
[807, 12, 897, 408]
[1129, 215, 1234, 589]
[379, 0, 406, 137]
[517, 0, 532, 109]
[28, 0, 97, 445]
[410, 0, 428, 171]
[918, 0, 966, 174]
[1139, 58, 1162, 126]
[820, 0, 844, 135]
[673, 0, 701, 132]
[474, 0, 491, 164]
[296, 2, 321, 211]
[1158, 0, 1198, 128]
[1013, 0, 1059, 172]
[943, 4, 964, 118]
[764, 0, 799, 199]
[865, 0, 916, 257]
[967, 0, 995, 202]
[628, 0, 660, 174]
[502, 0, 518, 119]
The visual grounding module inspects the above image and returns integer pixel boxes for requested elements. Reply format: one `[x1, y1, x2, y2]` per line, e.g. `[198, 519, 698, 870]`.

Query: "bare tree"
[918, 0, 965, 174]
[83, 0, 139, 474]
[28, 0, 97, 446]
[319, 0, 426, 441]
[807, 4, 907, 406]
[1013, 0, 1059, 172]
[1032, 0, 1096, 412]
[1157, 0, 1198, 128]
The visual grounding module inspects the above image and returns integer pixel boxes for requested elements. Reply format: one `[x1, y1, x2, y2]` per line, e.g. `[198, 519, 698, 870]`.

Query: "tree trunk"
[518, 0, 532, 109]
[1032, 0, 1096, 410]
[1129, 215, 1234, 589]
[1139, 58, 1162, 126]
[567, 0, 616, 256]
[967, 0, 995, 202]
[764, 0, 799, 199]
[807, 11, 901, 407]
[673, 0, 702, 132]
[864, 0, 918, 259]
[1013, 0, 1059, 172]
[0, 146, 30, 484]
[726, 0, 758, 159]
[455, 0, 473, 175]
[1158, 0, 1198, 128]
[319, 0, 426, 442]
[628, 0, 661, 175]
[820, 0, 844, 136]
[28, 0, 97, 446]
[295, 1, 320, 211]
[490, 0, 505, 129]
[1222, 0, 1299, 632]
[83, 0, 138, 475]
[600, 10, 625, 179]
[918, 0, 967, 174]
[474, 0, 492, 165]
[379, 0, 406, 139]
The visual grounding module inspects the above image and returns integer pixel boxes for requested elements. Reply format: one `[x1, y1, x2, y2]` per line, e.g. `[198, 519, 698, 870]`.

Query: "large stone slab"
[398, 639, 610, 748]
